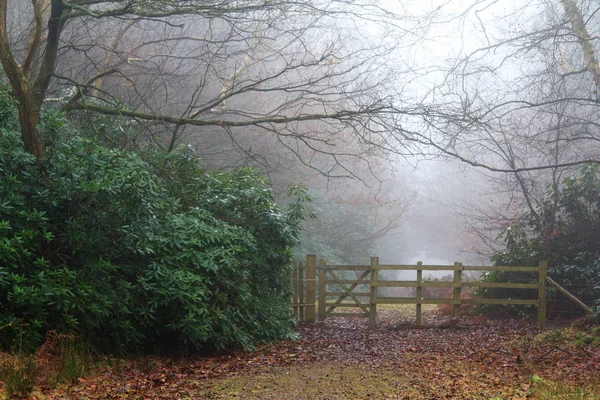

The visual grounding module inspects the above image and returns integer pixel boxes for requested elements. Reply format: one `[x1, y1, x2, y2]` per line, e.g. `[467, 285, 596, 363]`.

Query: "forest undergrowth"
[4, 306, 600, 399]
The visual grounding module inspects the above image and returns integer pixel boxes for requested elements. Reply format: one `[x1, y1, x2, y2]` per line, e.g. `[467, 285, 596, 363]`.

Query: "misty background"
[6, 0, 600, 267]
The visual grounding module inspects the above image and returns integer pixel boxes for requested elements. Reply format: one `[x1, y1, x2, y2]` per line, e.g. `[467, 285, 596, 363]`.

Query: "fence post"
[369, 256, 379, 329]
[292, 262, 299, 319]
[453, 262, 463, 319]
[299, 264, 305, 321]
[416, 261, 423, 325]
[318, 259, 326, 321]
[538, 260, 547, 327]
[305, 254, 317, 322]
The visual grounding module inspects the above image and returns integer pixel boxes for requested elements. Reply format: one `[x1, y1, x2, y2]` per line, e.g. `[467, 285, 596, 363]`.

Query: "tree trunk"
[561, 0, 600, 90]
[16, 96, 44, 159]
[0, 0, 45, 159]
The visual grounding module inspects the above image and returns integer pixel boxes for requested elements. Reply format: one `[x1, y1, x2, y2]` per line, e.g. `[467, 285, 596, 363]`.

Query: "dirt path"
[42, 308, 600, 399]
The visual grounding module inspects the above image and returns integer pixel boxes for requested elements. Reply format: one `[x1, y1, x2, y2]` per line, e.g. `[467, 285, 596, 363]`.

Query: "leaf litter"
[34, 307, 600, 399]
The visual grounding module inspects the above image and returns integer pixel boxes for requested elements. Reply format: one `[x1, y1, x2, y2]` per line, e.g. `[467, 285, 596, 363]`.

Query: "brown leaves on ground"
[28, 309, 600, 399]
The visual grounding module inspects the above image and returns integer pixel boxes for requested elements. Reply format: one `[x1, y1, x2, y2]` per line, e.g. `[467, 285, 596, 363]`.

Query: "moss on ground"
[536, 327, 600, 347]
[528, 375, 600, 399]
[198, 358, 532, 400]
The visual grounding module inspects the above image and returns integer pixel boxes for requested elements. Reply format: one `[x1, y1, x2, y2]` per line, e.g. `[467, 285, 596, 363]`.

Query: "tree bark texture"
[561, 0, 600, 91]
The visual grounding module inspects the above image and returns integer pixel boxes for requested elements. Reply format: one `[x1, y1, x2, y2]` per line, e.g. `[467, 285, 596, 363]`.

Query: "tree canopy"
[0, 0, 431, 184]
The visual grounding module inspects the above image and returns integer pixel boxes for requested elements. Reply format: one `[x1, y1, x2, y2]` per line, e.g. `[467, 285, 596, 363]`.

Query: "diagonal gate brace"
[325, 269, 371, 317]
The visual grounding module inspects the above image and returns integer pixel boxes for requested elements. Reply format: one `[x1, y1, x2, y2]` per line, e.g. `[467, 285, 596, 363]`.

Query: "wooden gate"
[317, 258, 377, 321]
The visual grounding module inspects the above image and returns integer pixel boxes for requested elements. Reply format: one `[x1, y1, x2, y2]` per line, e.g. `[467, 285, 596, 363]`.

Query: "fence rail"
[293, 254, 594, 328]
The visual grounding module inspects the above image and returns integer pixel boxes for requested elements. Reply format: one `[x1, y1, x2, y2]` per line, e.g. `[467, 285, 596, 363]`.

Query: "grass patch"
[0, 332, 91, 398]
[52, 337, 91, 384]
[35, 331, 91, 386]
[375, 303, 437, 312]
[198, 358, 531, 400]
[528, 375, 600, 399]
[0, 353, 37, 398]
[201, 363, 414, 399]
[199, 363, 600, 400]
[536, 328, 600, 347]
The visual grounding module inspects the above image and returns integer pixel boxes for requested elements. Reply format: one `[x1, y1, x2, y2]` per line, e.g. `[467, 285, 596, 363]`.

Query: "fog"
[370, 157, 493, 282]
[6, 0, 600, 268]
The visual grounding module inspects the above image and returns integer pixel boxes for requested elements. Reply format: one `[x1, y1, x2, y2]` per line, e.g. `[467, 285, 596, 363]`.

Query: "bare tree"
[417, 0, 600, 174]
[414, 0, 600, 260]
[1, 0, 431, 183]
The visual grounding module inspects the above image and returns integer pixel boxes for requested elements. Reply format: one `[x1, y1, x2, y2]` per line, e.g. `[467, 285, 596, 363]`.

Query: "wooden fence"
[317, 257, 549, 328]
[290, 255, 316, 322]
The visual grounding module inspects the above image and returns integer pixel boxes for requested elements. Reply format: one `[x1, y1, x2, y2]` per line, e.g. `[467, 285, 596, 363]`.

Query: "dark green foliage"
[0, 91, 304, 353]
[0, 83, 18, 131]
[485, 165, 600, 314]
